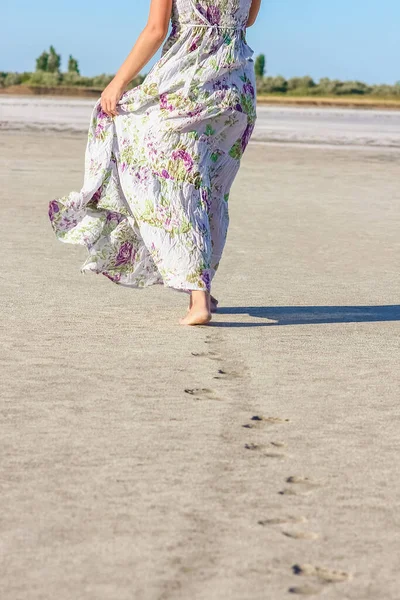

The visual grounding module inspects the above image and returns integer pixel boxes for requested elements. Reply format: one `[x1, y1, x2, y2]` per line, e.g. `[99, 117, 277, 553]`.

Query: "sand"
[2, 95, 400, 148]
[1, 128, 399, 600]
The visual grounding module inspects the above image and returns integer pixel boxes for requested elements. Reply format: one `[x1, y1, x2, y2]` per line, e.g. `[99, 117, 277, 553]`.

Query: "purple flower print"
[115, 241, 134, 266]
[160, 93, 168, 108]
[160, 169, 172, 179]
[106, 212, 122, 223]
[196, 3, 207, 19]
[48, 200, 59, 222]
[206, 6, 221, 25]
[104, 272, 121, 283]
[160, 93, 174, 111]
[189, 37, 201, 52]
[163, 217, 172, 231]
[95, 123, 104, 138]
[187, 105, 203, 118]
[91, 187, 103, 205]
[213, 80, 229, 92]
[97, 108, 110, 121]
[201, 270, 211, 291]
[171, 149, 194, 171]
[201, 188, 211, 211]
[171, 22, 178, 38]
[243, 82, 255, 98]
[235, 103, 243, 112]
[241, 123, 255, 152]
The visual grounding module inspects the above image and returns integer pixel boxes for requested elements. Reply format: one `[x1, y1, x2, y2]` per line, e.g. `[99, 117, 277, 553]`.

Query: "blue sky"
[2, 0, 399, 84]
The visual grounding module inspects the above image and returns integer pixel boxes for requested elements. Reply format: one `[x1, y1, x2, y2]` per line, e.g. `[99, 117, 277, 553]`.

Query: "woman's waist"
[172, 20, 246, 35]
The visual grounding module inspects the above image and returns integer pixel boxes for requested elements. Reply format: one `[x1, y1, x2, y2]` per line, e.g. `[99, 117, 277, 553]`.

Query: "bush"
[257, 76, 288, 94]
[3, 72, 23, 86]
[315, 78, 343, 95]
[26, 71, 61, 86]
[20, 71, 32, 83]
[370, 84, 400, 97]
[61, 72, 84, 86]
[91, 74, 114, 88]
[287, 76, 316, 91]
[335, 80, 372, 95]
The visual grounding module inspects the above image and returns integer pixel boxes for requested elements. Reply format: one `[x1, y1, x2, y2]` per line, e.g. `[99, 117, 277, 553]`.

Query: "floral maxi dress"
[48, 0, 257, 292]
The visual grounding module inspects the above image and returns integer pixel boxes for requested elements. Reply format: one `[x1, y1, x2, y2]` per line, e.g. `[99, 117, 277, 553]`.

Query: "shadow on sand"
[210, 305, 400, 327]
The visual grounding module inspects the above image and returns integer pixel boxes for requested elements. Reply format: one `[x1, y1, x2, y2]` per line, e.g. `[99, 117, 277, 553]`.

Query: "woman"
[48, 0, 261, 325]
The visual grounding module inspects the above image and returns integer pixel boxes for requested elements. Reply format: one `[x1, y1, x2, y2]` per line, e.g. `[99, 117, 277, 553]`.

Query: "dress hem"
[80, 264, 205, 295]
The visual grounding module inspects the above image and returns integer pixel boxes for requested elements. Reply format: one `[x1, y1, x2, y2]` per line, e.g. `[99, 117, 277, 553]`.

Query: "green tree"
[254, 54, 266, 78]
[36, 50, 49, 72]
[287, 76, 316, 91]
[68, 55, 80, 74]
[47, 46, 61, 73]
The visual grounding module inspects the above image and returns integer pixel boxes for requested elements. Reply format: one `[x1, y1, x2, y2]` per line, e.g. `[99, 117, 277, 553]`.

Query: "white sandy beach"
[0, 102, 399, 599]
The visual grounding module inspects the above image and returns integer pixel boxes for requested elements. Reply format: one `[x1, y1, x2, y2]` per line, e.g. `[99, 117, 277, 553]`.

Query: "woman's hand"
[100, 79, 126, 117]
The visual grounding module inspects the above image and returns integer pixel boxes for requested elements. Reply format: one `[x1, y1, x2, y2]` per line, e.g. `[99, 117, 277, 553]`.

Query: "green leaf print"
[142, 82, 159, 97]
[229, 139, 243, 160]
[120, 145, 135, 166]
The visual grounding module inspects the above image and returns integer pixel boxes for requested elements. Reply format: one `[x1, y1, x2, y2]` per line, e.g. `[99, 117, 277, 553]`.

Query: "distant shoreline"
[257, 95, 400, 110]
[1, 85, 400, 110]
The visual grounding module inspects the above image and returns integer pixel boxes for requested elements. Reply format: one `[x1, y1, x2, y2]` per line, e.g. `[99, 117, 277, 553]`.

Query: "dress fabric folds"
[48, 0, 257, 292]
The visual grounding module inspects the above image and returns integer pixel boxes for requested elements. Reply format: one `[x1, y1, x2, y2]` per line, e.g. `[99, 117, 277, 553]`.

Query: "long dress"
[48, 0, 257, 292]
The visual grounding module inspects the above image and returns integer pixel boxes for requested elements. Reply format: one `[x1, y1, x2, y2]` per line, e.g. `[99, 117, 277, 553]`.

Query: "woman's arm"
[247, 0, 262, 27]
[101, 0, 172, 116]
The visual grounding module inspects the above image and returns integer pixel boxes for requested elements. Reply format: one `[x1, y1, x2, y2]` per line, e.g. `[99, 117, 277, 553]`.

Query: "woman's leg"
[189, 292, 218, 312]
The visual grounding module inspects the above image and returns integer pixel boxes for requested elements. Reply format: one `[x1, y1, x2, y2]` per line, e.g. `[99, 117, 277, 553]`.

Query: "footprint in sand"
[279, 476, 322, 496]
[288, 584, 323, 596]
[258, 516, 317, 540]
[244, 443, 288, 459]
[254, 415, 290, 424]
[184, 388, 218, 400]
[258, 515, 307, 526]
[270, 441, 287, 448]
[292, 564, 350, 584]
[279, 488, 313, 496]
[213, 369, 241, 380]
[191, 351, 222, 362]
[264, 451, 288, 459]
[288, 563, 350, 596]
[242, 416, 290, 429]
[244, 443, 260, 450]
[286, 476, 321, 486]
[283, 530, 319, 540]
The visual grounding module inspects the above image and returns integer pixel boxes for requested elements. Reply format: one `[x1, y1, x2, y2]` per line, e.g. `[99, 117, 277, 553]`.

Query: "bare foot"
[182, 291, 212, 326]
[210, 295, 219, 313]
[180, 308, 212, 326]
